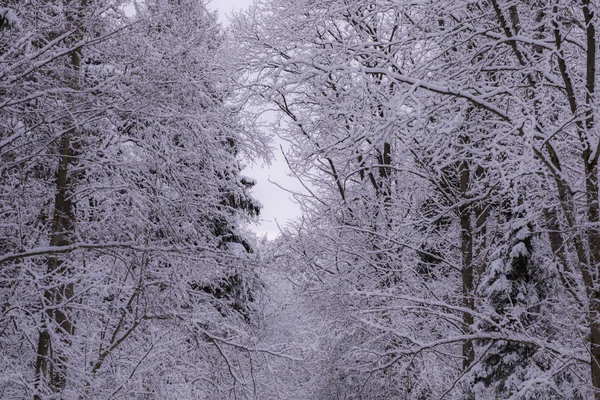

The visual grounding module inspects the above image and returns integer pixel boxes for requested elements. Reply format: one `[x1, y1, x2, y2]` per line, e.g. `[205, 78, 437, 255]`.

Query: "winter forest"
[3, 0, 600, 399]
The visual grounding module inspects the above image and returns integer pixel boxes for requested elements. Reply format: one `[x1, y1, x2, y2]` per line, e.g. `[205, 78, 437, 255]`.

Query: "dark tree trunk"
[34, 1, 84, 395]
[459, 157, 475, 400]
[34, 132, 78, 398]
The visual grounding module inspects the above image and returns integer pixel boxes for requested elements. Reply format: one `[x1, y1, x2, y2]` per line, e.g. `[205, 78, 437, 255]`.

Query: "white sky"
[208, 0, 304, 239]
[208, 0, 253, 24]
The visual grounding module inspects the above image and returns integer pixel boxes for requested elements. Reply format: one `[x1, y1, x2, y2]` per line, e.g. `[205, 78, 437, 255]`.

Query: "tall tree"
[0, 1, 265, 398]
[235, 0, 596, 397]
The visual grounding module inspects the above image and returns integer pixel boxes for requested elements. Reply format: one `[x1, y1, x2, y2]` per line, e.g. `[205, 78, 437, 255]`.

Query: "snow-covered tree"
[234, 0, 598, 398]
[0, 1, 266, 398]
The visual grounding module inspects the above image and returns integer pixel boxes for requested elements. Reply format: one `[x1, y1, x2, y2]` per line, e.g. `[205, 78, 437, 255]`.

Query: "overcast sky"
[209, 0, 253, 24]
[208, 0, 304, 239]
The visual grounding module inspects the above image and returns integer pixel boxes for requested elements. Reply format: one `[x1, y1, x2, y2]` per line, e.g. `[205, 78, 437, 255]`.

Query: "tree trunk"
[34, 1, 83, 395]
[459, 157, 475, 399]
[34, 132, 78, 398]
[584, 157, 600, 399]
[581, 0, 600, 394]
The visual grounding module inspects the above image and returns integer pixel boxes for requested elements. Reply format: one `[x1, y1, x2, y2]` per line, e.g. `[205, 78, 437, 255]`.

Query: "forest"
[1, 0, 600, 399]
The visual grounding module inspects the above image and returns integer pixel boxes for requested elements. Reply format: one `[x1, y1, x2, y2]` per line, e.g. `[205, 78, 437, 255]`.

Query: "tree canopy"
[2, 0, 600, 399]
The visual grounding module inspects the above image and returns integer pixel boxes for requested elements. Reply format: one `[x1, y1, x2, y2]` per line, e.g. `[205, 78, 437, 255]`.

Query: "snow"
[0, 7, 19, 29]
